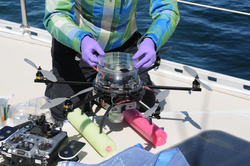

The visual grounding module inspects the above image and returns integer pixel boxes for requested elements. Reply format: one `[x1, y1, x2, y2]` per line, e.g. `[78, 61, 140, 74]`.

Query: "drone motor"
[36, 67, 44, 80]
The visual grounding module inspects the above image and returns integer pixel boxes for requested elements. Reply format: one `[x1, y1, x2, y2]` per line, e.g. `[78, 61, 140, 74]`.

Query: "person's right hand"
[81, 36, 105, 67]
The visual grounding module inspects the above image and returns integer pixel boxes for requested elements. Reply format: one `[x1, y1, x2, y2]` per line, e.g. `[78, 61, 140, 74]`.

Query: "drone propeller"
[40, 87, 94, 109]
[183, 66, 212, 91]
[143, 90, 170, 118]
[24, 58, 57, 82]
[157, 46, 172, 55]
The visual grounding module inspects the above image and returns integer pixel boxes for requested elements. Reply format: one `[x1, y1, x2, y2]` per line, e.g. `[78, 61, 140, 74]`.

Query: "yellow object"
[67, 108, 116, 157]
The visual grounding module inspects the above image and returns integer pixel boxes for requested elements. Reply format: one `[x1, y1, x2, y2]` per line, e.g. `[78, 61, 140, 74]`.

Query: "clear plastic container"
[109, 110, 124, 123]
[95, 52, 142, 93]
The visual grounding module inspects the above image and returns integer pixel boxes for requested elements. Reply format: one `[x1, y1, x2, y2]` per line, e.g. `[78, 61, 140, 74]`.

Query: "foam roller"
[123, 109, 167, 147]
[67, 108, 116, 157]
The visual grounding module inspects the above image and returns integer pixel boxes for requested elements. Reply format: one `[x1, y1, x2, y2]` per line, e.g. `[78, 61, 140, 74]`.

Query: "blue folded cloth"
[57, 144, 189, 166]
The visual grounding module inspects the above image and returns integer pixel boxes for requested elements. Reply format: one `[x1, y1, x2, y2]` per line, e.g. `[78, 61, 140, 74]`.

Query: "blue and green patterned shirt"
[43, 0, 180, 54]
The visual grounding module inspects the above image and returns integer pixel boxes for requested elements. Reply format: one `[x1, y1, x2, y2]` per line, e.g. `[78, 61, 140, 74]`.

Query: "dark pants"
[45, 32, 155, 120]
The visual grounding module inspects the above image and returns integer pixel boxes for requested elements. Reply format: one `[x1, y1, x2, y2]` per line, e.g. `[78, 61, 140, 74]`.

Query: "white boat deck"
[1, 20, 250, 164]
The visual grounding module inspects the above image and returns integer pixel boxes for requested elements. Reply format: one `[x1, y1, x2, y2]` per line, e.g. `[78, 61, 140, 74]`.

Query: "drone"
[24, 47, 212, 134]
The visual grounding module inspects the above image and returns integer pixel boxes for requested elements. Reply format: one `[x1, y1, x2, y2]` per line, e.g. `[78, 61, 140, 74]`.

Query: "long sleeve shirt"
[43, 0, 180, 54]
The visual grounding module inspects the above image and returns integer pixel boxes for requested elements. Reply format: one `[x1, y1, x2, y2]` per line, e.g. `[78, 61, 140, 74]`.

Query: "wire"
[178, 0, 250, 16]
[93, 67, 98, 72]
[143, 86, 159, 94]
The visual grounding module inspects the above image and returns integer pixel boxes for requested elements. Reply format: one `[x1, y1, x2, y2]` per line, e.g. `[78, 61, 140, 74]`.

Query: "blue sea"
[1, 0, 250, 81]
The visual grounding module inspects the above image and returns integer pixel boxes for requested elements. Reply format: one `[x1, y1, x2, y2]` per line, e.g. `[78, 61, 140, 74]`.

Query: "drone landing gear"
[99, 105, 112, 134]
[148, 103, 162, 125]
[80, 91, 95, 116]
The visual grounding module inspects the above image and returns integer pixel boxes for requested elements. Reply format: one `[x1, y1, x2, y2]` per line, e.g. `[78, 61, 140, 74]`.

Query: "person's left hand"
[132, 38, 156, 68]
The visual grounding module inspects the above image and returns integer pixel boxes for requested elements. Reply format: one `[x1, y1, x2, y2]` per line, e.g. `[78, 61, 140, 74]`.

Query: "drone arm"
[138, 56, 161, 75]
[138, 64, 158, 76]
[138, 46, 172, 75]
[146, 85, 201, 91]
[34, 79, 93, 86]
[73, 92, 104, 110]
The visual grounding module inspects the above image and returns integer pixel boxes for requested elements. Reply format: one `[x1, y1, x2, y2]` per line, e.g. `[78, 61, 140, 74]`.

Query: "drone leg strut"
[127, 93, 150, 111]
[99, 105, 112, 134]
[72, 92, 104, 115]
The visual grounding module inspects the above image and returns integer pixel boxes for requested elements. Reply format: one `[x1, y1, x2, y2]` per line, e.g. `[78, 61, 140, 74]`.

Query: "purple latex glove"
[81, 35, 105, 67]
[132, 38, 156, 68]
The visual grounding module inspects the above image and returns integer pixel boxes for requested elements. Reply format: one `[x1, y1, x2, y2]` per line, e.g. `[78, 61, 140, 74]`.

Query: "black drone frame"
[34, 55, 202, 134]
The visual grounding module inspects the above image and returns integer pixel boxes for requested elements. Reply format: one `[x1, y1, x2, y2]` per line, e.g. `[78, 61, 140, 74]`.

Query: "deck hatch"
[208, 76, 217, 82]
[31, 31, 38, 36]
[243, 85, 250, 91]
[6, 26, 12, 30]
[174, 68, 183, 73]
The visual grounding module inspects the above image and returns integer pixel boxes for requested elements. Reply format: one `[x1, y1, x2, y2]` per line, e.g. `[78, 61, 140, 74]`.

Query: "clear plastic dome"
[94, 52, 142, 93]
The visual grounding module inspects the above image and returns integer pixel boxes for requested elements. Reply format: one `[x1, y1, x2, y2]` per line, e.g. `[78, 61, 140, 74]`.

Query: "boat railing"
[20, 0, 30, 29]
[0, 0, 52, 46]
[177, 0, 250, 16]
[0, 19, 52, 47]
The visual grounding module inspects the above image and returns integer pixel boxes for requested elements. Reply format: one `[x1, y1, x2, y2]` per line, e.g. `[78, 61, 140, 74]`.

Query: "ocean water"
[1, 0, 250, 81]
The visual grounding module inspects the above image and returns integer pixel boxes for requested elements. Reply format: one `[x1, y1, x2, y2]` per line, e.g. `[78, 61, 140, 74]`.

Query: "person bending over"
[43, 0, 180, 120]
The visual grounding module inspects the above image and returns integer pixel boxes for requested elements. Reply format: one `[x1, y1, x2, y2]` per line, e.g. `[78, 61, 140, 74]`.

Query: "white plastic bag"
[7, 96, 54, 126]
